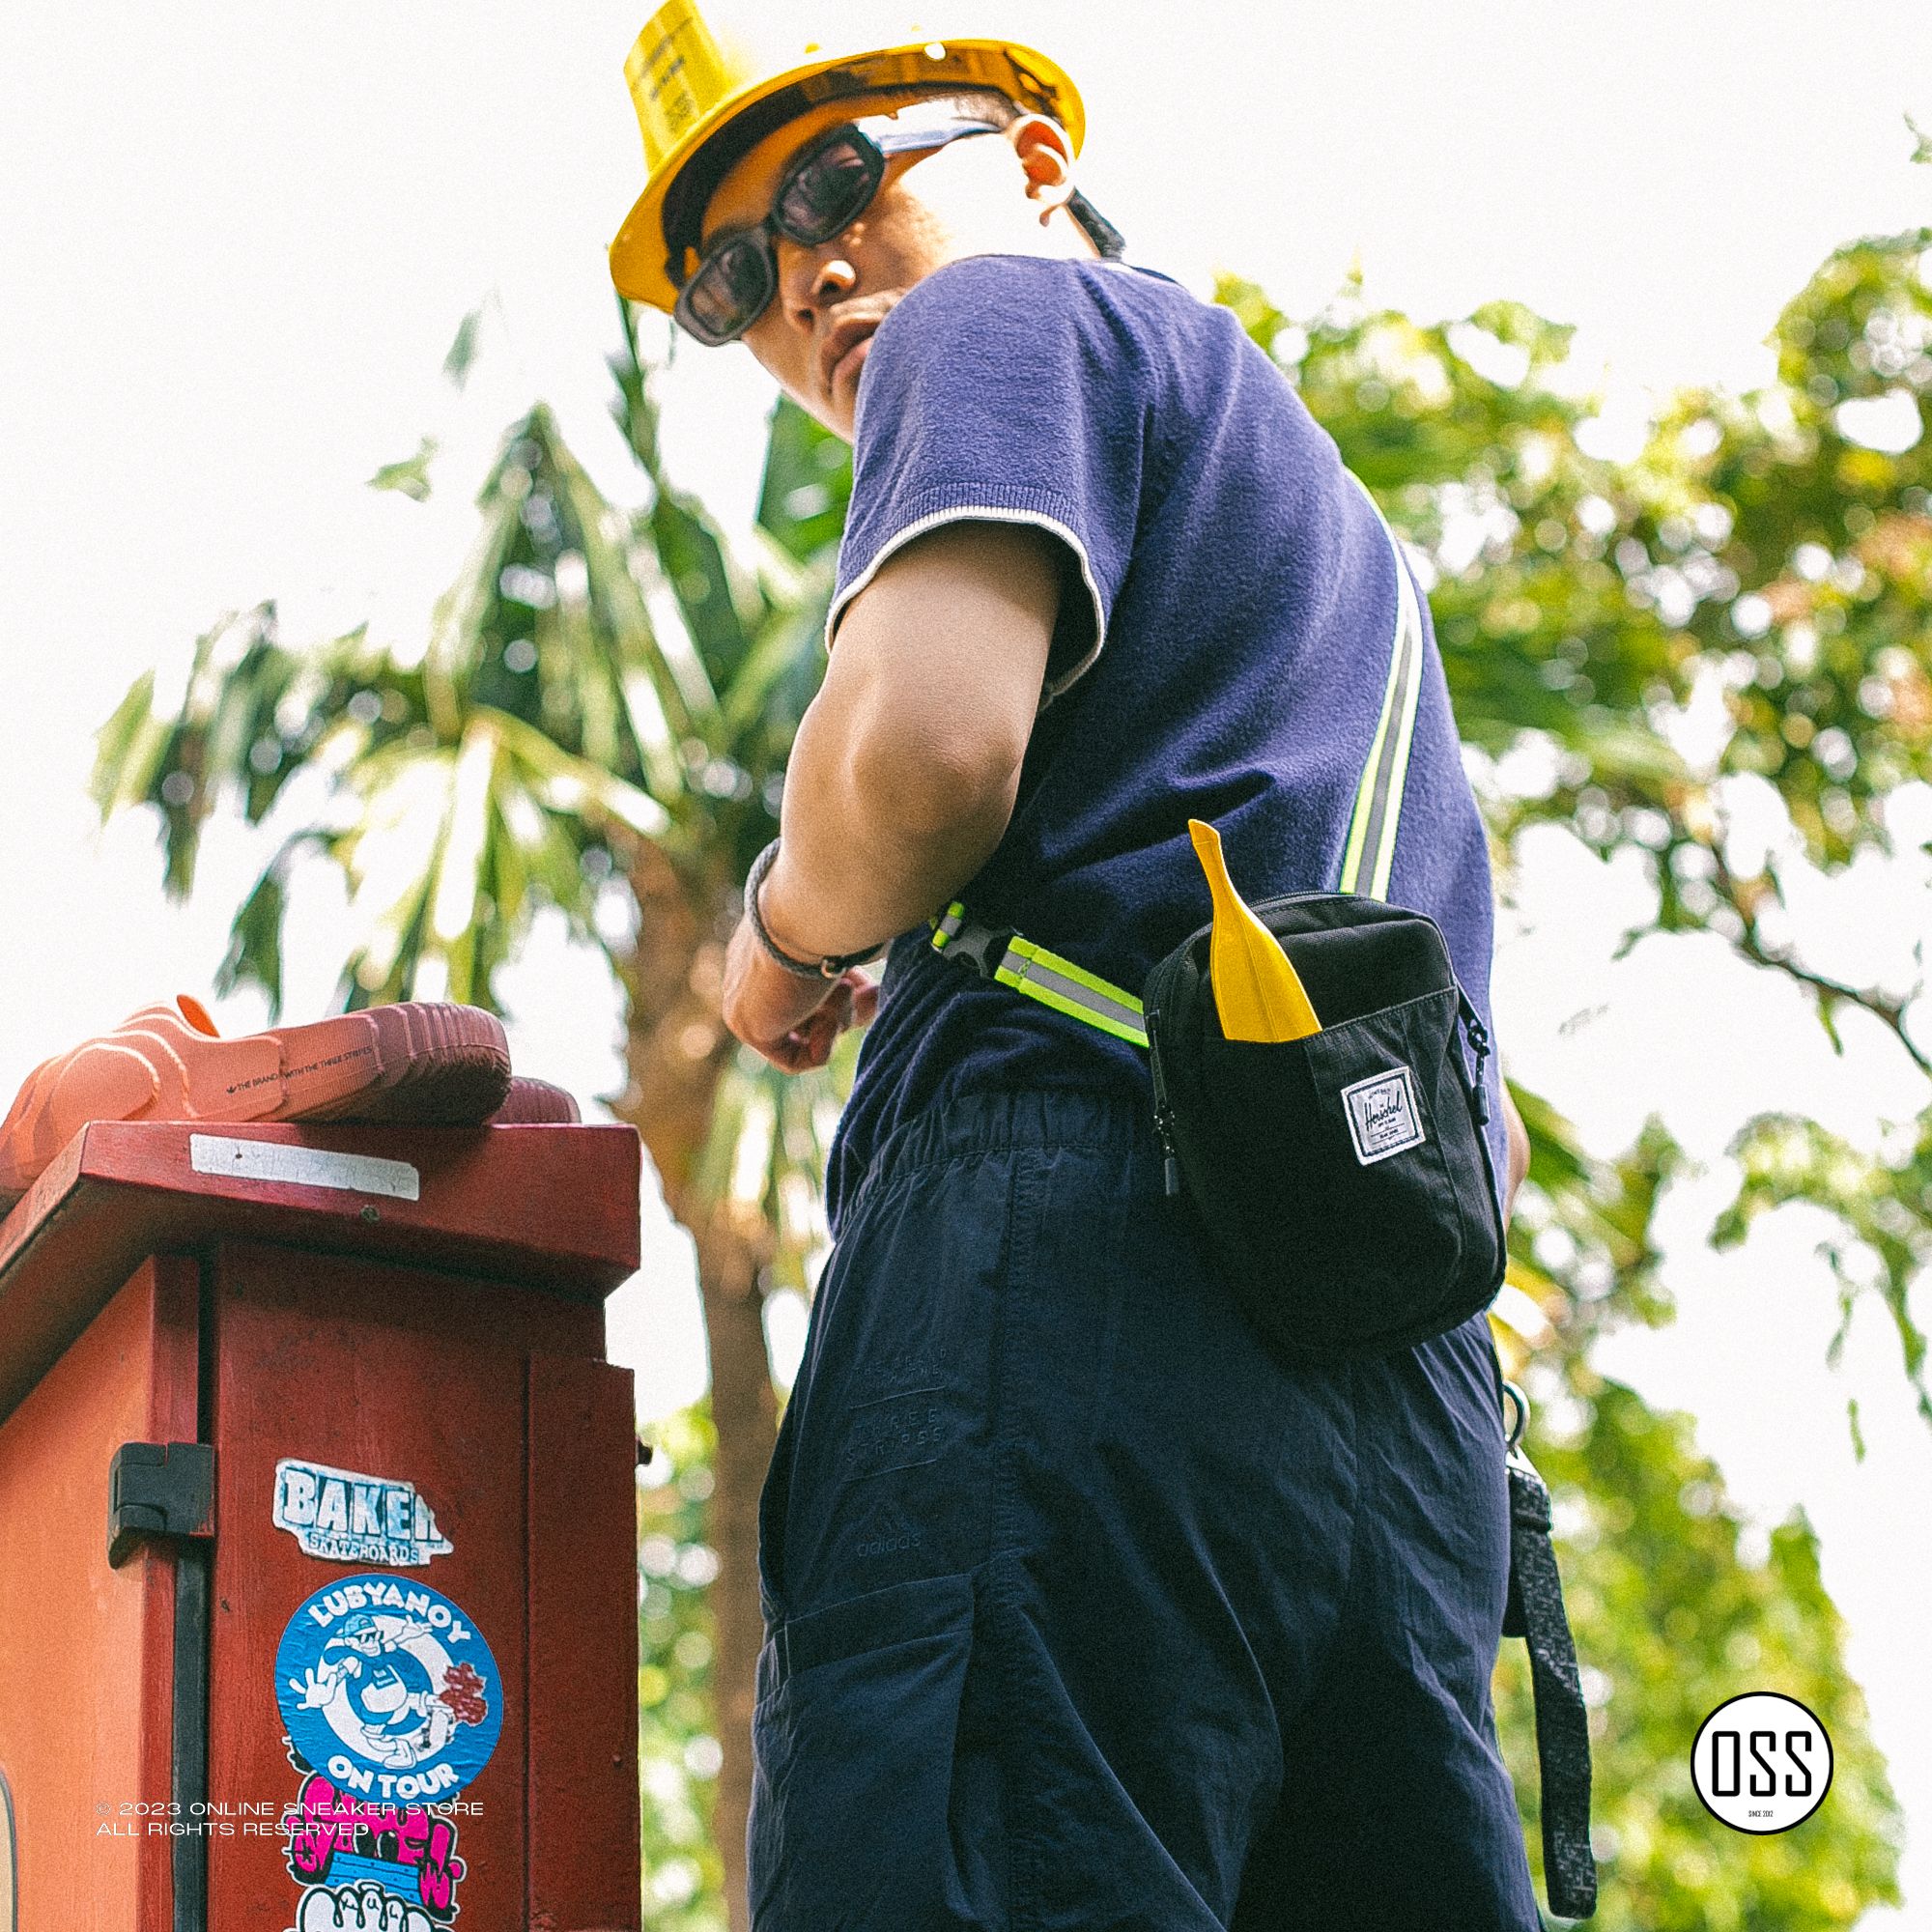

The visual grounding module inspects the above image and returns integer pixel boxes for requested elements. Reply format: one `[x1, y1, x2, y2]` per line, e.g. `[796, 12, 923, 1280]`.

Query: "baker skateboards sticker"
[273, 1460, 454, 1568]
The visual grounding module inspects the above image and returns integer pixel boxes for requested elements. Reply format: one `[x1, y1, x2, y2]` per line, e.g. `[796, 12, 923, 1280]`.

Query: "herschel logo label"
[274, 1460, 453, 1567]
[1341, 1065, 1425, 1165]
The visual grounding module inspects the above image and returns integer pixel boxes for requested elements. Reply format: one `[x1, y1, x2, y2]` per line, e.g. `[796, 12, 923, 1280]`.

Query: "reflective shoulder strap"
[932, 485, 1424, 1039]
[1337, 479, 1427, 900]
[930, 903, 1149, 1050]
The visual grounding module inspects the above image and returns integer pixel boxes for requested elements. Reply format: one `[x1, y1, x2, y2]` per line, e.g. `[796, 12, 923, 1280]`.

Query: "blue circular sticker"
[275, 1576, 503, 1804]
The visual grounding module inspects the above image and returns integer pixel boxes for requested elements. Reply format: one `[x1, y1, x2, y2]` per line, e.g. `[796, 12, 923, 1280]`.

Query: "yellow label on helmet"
[625, 0, 746, 171]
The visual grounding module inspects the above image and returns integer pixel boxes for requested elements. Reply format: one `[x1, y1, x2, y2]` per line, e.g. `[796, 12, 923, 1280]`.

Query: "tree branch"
[1710, 848, 1931, 1078]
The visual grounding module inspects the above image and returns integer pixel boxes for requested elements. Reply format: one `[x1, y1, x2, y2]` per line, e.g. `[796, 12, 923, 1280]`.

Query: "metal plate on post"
[189, 1136, 421, 1201]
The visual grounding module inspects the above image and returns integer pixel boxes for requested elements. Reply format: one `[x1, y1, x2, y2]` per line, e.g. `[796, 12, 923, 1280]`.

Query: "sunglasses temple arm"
[1067, 190, 1126, 260]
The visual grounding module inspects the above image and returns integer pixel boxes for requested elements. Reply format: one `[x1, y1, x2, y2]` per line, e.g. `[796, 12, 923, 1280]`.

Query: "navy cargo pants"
[749, 1089, 1542, 1930]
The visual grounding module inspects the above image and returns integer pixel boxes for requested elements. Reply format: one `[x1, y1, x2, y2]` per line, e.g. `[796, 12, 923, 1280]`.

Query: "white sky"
[3, 3, 1929, 1918]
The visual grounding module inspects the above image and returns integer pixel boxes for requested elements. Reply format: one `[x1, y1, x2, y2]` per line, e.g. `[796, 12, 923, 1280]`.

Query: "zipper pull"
[1158, 1123, 1182, 1198]
[1147, 1011, 1184, 1198]
[1458, 989, 1492, 1124]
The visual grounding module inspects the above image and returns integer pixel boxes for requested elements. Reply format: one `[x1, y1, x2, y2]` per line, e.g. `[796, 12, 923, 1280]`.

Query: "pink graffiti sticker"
[283, 1772, 466, 1918]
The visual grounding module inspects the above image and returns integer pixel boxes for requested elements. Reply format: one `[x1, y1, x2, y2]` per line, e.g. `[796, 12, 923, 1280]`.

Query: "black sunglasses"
[673, 115, 1002, 347]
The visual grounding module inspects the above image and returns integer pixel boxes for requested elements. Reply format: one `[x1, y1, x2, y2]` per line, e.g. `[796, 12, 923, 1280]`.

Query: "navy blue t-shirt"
[819, 254, 1505, 1236]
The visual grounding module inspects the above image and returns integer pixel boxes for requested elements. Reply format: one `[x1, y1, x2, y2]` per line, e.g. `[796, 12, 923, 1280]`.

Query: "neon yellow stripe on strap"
[933, 481, 1430, 1051]
[1338, 480, 1427, 899]
[929, 903, 1149, 1048]
[997, 937, 1149, 1048]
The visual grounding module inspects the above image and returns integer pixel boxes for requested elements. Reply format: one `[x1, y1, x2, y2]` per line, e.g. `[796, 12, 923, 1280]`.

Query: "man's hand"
[1503, 1084, 1530, 1223]
[722, 916, 878, 1072]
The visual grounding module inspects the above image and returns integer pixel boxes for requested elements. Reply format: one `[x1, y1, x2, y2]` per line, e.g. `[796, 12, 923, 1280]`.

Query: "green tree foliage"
[1496, 1385, 1900, 1930]
[1714, 1112, 1932, 1454]
[1495, 1091, 1901, 1923]
[90, 407, 675, 1013]
[637, 1406, 729, 1931]
[1225, 229, 1932, 1448]
[89, 300, 858, 1023]
[1224, 235, 1928, 1921]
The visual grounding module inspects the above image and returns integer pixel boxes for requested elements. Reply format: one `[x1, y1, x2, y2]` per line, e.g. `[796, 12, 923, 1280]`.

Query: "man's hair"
[928, 85, 1020, 126]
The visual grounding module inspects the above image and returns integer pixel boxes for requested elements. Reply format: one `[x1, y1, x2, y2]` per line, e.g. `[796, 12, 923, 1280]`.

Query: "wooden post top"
[0, 1121, 643, 1427]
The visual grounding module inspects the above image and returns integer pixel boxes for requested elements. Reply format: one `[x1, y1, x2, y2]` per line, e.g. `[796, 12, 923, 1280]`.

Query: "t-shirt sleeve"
[826, 256, 1149, 703]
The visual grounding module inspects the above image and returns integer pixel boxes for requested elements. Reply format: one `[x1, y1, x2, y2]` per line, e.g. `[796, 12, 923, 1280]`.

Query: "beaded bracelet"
[743, 839, 886, 979]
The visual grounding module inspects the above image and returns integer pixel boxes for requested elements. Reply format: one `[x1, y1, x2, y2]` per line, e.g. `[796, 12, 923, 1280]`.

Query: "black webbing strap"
[1501, 1429, 1599, 1920]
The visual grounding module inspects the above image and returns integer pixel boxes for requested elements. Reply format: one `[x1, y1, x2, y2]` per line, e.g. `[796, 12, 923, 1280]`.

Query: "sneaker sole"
[285, 1004, 513, 1125]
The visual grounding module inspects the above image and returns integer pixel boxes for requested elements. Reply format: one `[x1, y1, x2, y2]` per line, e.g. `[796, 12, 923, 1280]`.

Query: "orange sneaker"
[485, 1077, 582, 1124]
[0, 997, 512, 1199]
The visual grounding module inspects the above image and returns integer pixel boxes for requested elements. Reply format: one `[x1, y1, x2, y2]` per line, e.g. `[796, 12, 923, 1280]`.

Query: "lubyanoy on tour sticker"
[275, 1576, 503, 1804]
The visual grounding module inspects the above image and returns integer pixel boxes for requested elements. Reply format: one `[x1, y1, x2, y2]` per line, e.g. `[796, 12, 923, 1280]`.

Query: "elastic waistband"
[854, 1085, 1154, 1208]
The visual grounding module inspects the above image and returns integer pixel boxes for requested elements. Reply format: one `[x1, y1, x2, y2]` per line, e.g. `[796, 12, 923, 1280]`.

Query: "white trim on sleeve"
[823, 506, 1109, 706]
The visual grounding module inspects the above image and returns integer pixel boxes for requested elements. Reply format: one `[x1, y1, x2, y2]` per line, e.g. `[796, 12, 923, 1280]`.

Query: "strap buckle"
[929, 902, 1013, 980]
[1500, 1378, 1528, 1452]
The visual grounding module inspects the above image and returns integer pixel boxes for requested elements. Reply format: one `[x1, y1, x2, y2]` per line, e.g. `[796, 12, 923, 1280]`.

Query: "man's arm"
[1503, 1084, 1529, 1222]
[721, 520, 1062, 1069]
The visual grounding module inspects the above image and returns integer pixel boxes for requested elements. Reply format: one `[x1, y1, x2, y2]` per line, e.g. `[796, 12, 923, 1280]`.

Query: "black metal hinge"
[108, 1441, 214, 1569]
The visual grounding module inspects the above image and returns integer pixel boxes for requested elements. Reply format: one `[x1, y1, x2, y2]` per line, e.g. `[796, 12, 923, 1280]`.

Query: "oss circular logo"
[276, 1575, 503, 1804]
[1691, 1691, 1833, 1833]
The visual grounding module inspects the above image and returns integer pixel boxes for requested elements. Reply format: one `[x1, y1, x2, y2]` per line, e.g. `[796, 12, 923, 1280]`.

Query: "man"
[609, 11, 1547, 1928]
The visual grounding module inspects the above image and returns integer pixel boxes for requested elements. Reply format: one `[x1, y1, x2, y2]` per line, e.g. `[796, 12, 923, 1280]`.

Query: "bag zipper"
[1143, 934, 1193, 1199]
[1148, 1016, 1183, 1196]
[1454, 986, 1512, 1266]
[1456, 988, 1492, 1124]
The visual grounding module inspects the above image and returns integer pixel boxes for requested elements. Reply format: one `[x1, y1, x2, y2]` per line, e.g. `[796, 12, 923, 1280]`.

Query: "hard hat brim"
[608, 38, 1086, 314]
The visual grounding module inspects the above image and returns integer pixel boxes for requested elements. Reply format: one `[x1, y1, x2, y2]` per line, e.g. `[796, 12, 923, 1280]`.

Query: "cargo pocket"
[749, 1571, 980, 1932]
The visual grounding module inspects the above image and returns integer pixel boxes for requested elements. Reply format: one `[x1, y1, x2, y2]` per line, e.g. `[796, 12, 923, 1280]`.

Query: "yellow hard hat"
[608, 0, 1086, 313]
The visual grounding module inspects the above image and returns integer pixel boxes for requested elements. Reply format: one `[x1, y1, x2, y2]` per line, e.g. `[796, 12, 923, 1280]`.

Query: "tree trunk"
[687, 1205, 777, 1932]
[614, 839, 770, 1932]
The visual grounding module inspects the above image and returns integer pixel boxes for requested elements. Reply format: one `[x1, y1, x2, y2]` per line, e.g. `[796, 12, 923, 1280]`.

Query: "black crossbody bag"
[1142, 892, 1599, 1918]
[1142, 889, 1508, 1364]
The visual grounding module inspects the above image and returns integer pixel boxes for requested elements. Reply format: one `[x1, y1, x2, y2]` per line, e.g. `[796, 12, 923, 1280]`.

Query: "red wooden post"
[0, 1120, 644, 1932]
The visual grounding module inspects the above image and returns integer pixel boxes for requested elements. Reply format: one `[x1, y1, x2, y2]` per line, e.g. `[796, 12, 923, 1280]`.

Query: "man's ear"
[1009, 114, 1077, 220]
